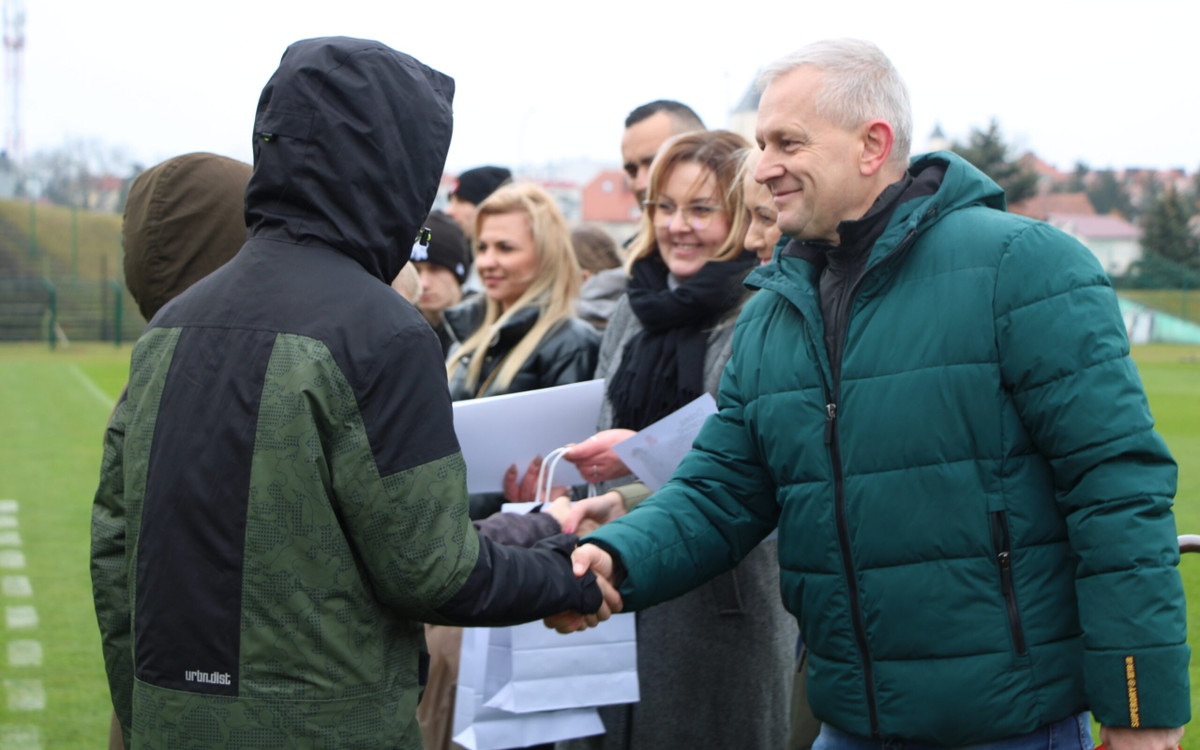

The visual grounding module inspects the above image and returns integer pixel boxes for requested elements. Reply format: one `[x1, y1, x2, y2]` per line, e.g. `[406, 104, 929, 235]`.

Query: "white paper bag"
[452, 627, 606, 750]
[482, 614, 639, 713]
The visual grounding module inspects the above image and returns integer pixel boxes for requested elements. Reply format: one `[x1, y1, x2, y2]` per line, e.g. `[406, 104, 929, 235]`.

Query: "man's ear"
[859, 119, 895, 177]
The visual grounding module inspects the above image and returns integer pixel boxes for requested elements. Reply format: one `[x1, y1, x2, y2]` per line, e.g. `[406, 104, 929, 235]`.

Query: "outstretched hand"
[561, 491, 627, 535]
[544, 544, 622, 633]
[562, 429, 636, 483]
[503, 456, 567, 503]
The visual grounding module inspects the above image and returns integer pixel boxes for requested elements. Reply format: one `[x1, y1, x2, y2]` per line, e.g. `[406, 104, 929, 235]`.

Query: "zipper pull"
[824, 403, 837, 445]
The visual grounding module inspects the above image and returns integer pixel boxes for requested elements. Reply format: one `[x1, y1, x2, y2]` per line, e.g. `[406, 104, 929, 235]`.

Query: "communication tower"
[3, 0, 24, 163]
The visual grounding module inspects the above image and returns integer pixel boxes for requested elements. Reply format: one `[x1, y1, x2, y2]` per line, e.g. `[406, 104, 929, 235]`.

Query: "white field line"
[0, 724, 41, 749]
[3, 679, 45, 711]
[0, 501, 44, 747]
[7, 641, 42, 668]
[2, 577, 31, 597]
[0, 496, 43, 744]
[5, 606, 37, 630]
[67, 364, 116, 411]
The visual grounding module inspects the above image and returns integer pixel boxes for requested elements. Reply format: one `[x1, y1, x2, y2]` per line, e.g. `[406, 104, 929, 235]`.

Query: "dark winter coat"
[444, 295, 599, 401]
[90, 37, 601, 750]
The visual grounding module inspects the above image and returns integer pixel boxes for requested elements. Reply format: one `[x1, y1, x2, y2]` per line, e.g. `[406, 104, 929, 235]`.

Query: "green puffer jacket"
[584, 152, 1189, 745]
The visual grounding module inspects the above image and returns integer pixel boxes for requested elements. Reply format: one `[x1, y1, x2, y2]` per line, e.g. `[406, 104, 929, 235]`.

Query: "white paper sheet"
[610, 393, 718, 491]
[453, 379, 606, 494]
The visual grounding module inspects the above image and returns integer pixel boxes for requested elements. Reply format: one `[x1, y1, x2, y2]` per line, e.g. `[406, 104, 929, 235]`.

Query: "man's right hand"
[545, 544, 622, 633]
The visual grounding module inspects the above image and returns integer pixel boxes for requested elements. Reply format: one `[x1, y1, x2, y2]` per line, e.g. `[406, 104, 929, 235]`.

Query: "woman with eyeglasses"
[559, 130, 797, 750]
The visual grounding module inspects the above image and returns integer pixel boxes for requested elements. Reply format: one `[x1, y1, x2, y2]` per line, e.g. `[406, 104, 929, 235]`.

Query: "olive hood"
[245, 37, 454, 284]
[122, 152, 252, 321]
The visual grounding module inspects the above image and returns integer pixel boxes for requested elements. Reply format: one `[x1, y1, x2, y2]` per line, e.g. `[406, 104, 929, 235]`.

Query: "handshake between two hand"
[544, 544, 624, 634]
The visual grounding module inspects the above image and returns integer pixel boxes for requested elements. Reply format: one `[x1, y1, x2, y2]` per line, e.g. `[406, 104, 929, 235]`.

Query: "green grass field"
[1, 341, 1198, 748]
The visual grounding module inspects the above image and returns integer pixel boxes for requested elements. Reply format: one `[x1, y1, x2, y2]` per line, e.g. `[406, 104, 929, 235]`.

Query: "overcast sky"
[13, 0, 1198, 177]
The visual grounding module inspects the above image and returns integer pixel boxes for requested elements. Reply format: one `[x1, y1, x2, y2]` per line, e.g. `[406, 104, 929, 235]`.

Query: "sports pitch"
[1, 341, 1198, 748]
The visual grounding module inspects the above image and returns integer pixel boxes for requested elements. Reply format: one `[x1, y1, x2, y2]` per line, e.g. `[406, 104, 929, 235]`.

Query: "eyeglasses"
[642, 200, 725, 231]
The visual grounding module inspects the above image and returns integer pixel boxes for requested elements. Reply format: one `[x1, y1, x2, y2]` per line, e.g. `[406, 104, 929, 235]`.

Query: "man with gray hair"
[556, 38, 1188, 750]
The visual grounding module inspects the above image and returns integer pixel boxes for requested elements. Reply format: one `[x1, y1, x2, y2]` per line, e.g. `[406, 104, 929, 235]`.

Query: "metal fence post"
[41, 277, 56, 350]
[28, 197, 36, 258]
[71, 205, 79, 278]
[109, 280, 124, 347]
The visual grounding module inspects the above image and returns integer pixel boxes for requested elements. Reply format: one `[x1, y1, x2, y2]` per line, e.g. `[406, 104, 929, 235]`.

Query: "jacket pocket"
[989, 510, 1028, 656]
[711, 569, 745, 616]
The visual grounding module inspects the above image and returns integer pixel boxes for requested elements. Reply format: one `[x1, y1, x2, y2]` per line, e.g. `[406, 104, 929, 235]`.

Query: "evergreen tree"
[1056, 161, 1088, 194]
[1141, 186, 1199, 270]
[1088, 170, 1134, 219]
[951, 119, 1039, 204]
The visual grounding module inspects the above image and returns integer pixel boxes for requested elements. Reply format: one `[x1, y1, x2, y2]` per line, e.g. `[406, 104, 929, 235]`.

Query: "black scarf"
[608, 253, 755, 430]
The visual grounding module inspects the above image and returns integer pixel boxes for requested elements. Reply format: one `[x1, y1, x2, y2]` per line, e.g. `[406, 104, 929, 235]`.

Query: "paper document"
[610, 393, 717, 491]
[453, 379, 605, 493]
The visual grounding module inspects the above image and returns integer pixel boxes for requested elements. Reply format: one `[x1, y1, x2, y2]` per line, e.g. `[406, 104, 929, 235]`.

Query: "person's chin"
[776, 215, 805, 238]
[667, 259, 705, 280]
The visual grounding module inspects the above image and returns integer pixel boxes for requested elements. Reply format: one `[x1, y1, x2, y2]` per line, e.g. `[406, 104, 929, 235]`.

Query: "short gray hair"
[757, 39, 912, 166]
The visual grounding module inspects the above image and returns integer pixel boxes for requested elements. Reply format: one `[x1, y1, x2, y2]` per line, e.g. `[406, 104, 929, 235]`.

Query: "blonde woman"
[446, 182, 599, 401]
[738, 146, 785, 265]
[422, 185, 601, 750]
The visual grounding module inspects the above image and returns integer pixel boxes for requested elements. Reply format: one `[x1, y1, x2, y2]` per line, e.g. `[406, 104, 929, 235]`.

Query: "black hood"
[245, 37, 454, 284]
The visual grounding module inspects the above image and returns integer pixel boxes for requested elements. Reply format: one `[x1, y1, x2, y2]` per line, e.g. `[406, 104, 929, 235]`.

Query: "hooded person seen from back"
[91, 37, 607, 750]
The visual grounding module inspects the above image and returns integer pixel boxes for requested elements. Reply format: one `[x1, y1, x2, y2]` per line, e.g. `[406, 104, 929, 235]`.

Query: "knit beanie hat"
[450, 165, 512, 205]
[412, 210, 470, 284]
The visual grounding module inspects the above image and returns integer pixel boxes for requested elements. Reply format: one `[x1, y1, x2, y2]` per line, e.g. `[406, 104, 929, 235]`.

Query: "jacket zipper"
[824, 397, 880, 737]
[989, 510, 1028, 656]
[820, 227, 924, 739]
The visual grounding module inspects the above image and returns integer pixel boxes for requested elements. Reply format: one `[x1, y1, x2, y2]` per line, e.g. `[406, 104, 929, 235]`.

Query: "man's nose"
[754, 155, 781, 185]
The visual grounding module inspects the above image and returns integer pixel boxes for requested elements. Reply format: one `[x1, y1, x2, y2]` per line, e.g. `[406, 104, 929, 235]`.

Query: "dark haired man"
[620, 99, 704, 203]
[445, 164, 512, 242]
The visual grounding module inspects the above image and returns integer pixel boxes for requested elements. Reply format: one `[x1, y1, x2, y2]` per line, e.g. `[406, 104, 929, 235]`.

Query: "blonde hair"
[448, 182, 582, 394]
[733, 146, 762, 192]
[625, 129, 750, 274]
